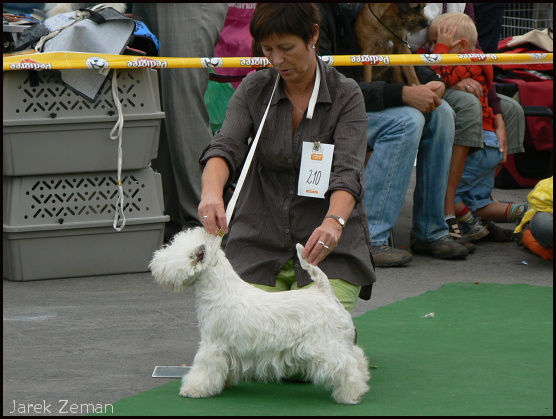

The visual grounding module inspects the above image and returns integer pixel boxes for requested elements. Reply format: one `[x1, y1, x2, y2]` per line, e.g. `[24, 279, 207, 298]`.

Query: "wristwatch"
[325, 214, 345, 229]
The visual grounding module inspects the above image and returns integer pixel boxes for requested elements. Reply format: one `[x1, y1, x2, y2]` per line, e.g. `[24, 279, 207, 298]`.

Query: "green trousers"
[252, 260, 360, 313]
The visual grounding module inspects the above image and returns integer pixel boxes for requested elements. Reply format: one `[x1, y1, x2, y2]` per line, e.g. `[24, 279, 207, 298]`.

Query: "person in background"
[407, 3, 525, 245]
[472, 3, 507, 53]
[515, 177, 553, 260]
[212, 3, 256, 90]
[428, 12, 526, 243]
[318, 3, 468, 267]
[132, 4, 228, 241]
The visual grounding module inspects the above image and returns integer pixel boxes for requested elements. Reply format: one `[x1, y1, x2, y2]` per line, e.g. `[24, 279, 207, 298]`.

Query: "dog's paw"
[179, 385, 217, 399]
[179, 387, 203, 398]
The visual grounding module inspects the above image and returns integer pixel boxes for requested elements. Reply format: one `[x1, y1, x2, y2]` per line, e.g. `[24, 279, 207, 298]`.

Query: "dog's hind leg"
[179, 342, 230, 398]
[330, 349, 370, 405]
[307, 345, 370, 405]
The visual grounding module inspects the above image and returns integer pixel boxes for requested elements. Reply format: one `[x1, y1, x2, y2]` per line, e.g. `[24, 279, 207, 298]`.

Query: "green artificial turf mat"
[92, 282, 552, 416]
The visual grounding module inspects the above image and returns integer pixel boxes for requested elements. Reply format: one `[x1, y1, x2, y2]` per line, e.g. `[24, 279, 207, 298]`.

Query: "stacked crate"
[3, 68, 168, 281]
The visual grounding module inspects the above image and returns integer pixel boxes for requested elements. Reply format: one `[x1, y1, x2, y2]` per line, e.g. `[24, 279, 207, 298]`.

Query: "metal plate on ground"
[152, 366, 191, 378]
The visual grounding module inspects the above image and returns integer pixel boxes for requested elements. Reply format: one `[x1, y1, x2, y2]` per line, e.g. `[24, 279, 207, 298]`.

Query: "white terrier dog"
[149, 227, 370, 405]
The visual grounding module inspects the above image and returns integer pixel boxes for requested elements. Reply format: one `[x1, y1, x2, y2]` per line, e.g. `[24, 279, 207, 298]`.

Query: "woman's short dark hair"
[250, 3, 321, 51]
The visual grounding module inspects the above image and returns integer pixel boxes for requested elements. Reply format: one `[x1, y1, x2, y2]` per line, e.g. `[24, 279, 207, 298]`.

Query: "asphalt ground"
[3, 171, 553, 416]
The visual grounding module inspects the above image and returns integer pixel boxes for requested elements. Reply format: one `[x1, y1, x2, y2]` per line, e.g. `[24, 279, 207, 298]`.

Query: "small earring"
[312, 45, 315, 49]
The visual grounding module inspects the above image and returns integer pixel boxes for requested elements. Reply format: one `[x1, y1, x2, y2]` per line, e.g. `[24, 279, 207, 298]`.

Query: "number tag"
[298, 141, 334, 199]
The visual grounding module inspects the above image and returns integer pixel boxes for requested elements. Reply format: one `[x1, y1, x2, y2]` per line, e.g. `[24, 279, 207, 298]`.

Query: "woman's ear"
[311, 24, 320, 46]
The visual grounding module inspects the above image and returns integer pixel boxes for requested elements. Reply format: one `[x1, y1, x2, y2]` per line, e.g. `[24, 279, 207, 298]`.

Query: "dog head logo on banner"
[86, 57, 109, 70]
[201, 57, 223, 68]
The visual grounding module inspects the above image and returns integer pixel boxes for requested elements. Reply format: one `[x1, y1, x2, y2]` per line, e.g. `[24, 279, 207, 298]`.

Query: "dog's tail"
[295, 243, 345, 308]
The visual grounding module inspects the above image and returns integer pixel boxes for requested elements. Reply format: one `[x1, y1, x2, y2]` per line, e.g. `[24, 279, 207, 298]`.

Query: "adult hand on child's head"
[436, 22, 458, 47]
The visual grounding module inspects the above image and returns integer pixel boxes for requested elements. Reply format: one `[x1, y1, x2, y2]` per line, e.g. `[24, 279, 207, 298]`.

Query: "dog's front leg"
[390, 65, 405, 85]
[362, 62, 373, 83]
[180, 342, 230, 398]
[402, 65, 421, 86]
[398, 43, 421, 86]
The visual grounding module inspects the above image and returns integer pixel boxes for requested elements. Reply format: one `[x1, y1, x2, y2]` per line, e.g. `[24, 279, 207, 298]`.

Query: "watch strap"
[325, 214, 345, 229]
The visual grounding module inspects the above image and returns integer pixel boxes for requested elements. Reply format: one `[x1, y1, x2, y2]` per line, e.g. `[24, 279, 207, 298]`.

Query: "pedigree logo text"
[351, 54, 390, 66]
[9, 58, 52, 71]
[127, 57, 168, 69]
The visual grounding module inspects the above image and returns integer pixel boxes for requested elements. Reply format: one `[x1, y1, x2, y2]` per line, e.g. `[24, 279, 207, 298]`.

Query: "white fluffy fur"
[149, 227, 370, 405]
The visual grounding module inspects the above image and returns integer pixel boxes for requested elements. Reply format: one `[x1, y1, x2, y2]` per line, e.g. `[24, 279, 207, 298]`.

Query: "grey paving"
[3, 172, 553, 415]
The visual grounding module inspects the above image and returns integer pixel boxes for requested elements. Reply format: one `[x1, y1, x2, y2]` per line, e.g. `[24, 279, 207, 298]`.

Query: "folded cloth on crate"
[14, 5, 135, 101]
[499, 28, 553, 53]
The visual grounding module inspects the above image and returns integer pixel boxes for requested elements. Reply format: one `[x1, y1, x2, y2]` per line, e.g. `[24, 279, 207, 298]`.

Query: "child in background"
[428, 12, 526, 242]
[514, 177, 553, 260]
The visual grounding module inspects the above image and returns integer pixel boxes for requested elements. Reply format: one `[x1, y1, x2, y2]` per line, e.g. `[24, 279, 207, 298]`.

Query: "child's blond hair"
[430, 12, 478, 48]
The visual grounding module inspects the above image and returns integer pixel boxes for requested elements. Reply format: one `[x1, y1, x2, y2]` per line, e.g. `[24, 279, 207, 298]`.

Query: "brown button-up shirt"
[200, 58, 376, 290]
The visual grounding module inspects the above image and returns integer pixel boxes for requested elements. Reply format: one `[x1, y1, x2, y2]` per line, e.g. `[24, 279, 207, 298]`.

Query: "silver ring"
[318, 240, 329, 249]
[203, 215, 208, 219]
[466, 86, 471, 90]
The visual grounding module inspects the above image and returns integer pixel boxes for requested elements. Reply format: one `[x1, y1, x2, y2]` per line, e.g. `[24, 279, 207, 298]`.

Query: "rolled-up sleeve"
[327, 83, 368, 202]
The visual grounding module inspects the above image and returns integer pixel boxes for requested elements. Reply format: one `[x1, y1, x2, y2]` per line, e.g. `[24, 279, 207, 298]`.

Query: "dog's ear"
[191, 243, 207, 266]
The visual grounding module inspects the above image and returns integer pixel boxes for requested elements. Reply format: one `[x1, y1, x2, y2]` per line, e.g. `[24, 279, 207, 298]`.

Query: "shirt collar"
[271, 57, 332, 112]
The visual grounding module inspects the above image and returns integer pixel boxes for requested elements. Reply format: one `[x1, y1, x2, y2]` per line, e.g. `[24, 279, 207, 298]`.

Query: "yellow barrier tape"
[3, 51, 553, 71]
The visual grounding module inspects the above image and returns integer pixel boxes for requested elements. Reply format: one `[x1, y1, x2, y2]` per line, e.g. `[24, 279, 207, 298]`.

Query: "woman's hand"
[301, 191, 354, 265]
[198, 190, 228, 236]
[198, 157, 230, 236]
[302, 218, 342, 265]
[450, 77, 482, 99]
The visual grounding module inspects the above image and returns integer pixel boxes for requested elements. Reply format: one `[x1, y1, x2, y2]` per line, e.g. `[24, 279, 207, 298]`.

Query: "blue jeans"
[364, 101, 455, 245]
[455, 134, 502, 213]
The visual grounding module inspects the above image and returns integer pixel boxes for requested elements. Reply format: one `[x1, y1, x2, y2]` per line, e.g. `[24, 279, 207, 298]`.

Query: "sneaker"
[410, 233, 469, 259]
[371, 245, 413, 267]
[446, 218, 476, 254]
[482, 219, 515, 242]
[460, 216, 489, 241]
[514, 204, 528, 225]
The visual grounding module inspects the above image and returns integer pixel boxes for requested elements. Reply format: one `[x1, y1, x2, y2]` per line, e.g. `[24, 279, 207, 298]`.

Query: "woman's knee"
[328, 279, 360, 313]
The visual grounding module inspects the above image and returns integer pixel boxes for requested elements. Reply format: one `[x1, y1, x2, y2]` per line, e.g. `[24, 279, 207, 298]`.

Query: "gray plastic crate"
[3, 69, 164, 175]
[3, 220, 166, 281]
[3, 167, 169, 281]
[3, 167, 166, 228]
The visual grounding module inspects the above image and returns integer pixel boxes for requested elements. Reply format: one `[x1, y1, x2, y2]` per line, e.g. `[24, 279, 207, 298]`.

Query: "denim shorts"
[455, 140, 502, 212]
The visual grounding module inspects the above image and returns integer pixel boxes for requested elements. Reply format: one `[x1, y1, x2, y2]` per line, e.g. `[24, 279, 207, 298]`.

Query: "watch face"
[328, 215, 345, 227]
